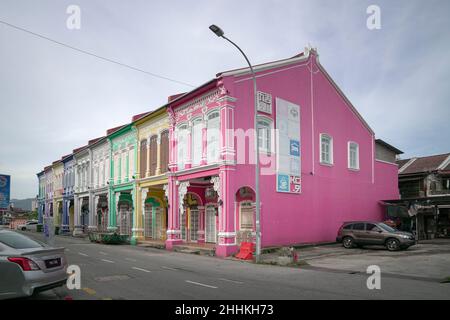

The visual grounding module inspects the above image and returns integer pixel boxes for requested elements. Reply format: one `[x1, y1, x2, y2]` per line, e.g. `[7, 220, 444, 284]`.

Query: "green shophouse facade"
[107, 124, 139, 244]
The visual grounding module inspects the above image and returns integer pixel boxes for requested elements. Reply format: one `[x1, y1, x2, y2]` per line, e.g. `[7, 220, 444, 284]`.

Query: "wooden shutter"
[149, 135, 158, 176]
[140, 139, 147, 178]
[160, 130, 169, 173]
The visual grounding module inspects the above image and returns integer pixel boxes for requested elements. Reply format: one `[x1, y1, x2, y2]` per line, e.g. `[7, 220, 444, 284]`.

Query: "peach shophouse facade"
[164, 48, 401, 257]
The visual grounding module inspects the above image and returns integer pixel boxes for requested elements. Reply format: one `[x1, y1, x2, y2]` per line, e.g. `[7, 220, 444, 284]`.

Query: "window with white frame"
[348, 141, 359, 170]
[177, 124, 188, 169]
[320, 134, 333, 165]
[257, 118, 272, 153]
[192, 118, 202, 166]
[207, 111, 220, 163]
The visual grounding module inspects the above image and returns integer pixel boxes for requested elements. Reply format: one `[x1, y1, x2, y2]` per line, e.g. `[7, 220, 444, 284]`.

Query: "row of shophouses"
[36, 48, 402, 257]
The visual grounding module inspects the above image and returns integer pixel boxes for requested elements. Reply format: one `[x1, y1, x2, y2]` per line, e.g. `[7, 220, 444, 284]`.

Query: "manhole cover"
[94, 275, 131, 282]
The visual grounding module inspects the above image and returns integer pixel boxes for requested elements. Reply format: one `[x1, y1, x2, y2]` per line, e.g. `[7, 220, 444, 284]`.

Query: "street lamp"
[209, 24, 261, 263]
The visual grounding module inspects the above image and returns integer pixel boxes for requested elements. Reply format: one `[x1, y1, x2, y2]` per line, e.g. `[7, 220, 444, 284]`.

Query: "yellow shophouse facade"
[134, 107, 170, 243]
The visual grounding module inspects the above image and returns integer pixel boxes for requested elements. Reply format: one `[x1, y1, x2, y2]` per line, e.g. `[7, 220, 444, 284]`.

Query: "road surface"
[19, 231, 450, 300]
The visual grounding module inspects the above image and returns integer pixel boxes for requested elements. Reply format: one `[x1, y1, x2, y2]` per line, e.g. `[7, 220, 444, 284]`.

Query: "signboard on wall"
[0, 174, 11, 209]
[275, 98, 301, 194]
[257, 91, 273, 114]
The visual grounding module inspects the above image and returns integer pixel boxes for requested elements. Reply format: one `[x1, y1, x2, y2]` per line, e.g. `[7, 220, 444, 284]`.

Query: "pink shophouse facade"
[165, 48, 401, 257]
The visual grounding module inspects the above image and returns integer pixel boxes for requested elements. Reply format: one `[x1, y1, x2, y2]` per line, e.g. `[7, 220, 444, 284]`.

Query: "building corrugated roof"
[396, 159, 410, 169]
[399, 153, 450, 175]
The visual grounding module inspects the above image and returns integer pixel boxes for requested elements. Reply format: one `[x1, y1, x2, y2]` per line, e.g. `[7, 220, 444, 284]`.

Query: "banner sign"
[257, 91, 273, 114]
[0, 175, 11, 209]
[276, 98, 301, 193]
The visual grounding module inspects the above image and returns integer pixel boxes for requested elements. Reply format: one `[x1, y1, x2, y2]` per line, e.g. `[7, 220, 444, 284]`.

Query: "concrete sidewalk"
[260, 240, 450, 282]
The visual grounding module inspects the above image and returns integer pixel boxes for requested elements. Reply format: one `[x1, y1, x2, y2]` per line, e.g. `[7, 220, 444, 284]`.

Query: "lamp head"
[209, 24, 224, 37]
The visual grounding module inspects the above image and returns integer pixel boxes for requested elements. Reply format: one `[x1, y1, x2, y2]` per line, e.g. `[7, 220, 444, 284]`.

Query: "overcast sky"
[1, 0, 449, 199]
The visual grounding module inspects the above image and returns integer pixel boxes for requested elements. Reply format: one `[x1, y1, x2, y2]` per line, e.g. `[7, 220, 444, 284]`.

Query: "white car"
[0, 230, 68, 299]
[17, 221, 39, 232]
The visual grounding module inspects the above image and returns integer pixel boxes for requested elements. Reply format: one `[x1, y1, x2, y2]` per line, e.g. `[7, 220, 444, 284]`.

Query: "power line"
[0, 19, 196, 88]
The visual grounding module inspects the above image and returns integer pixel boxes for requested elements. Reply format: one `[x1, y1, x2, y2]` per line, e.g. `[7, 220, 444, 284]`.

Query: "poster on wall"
[0, 174, 11, 209]
[275, 98, 301, 194]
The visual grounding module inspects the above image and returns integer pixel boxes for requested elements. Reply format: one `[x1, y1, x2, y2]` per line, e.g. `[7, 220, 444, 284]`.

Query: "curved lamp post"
[209, 24, 261, 263]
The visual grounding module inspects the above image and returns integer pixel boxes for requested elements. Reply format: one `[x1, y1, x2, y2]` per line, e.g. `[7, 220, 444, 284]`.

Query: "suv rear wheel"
[386, 238, 400, 251]
[342, 236, 355, 249]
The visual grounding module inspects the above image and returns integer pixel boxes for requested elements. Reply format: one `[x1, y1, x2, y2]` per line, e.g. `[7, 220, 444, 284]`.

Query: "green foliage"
[88, 232, 129, 245]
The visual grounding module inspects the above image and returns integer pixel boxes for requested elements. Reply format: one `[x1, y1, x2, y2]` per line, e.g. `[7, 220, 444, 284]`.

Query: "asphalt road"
[18, 231, 450, 300]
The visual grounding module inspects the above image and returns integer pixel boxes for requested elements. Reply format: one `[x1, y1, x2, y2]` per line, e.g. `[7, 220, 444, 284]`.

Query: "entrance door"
[144, 203, 153, 238]
[190, 209, 199, 241]
[237, 201, 254, 244]
[205, 206, 217, 243]
[181, 210, 187, 241]
[154, 207, 164, 240]
[69, 206, 74, 231]
[119, 204, 131, 235]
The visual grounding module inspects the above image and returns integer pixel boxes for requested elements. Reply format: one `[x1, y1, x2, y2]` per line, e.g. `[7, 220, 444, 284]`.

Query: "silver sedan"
[0, 230, 68, 299]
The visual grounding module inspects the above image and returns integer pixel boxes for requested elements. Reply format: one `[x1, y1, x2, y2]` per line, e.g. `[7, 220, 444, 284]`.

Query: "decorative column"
[214, 170, 237, 257]
[107, 191, 118, 232]
[73, 197, 84, 236]
[165, 177, 183, 249]
[168, 109, 177, 172]
[155, 133, 162, 175]
[61, 198, 69, 233]
[115, 192, 120, 232]
[88, 195, 99, 231]
[131, 188, 146, 244]
[140, 188, 148, 235]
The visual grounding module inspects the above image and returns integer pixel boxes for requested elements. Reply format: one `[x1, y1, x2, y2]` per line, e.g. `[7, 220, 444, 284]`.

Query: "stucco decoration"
[178, 181, 190, 214]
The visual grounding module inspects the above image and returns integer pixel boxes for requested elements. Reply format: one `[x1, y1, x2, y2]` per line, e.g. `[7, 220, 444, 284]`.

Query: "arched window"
[177, 124, 188, 169]
[207, 111, 220, 163]
[191, 118, 202, 166]
[320, 133, 333, 165]
[257, 118, 272, 153]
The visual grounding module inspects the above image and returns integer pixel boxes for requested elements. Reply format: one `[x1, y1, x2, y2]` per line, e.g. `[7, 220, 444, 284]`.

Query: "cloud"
[0, 0, 449, 198]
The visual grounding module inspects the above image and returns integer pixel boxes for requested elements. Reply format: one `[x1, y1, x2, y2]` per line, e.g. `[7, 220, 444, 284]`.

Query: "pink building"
[165, 47, 401, 257]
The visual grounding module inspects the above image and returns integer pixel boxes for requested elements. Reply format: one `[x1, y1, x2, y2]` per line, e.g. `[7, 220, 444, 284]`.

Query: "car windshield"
[0, 231, 44, 249]
[378, 223, 397, 233]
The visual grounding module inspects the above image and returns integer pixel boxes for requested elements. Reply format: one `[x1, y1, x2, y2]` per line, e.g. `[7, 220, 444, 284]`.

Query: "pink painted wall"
[224, 52, 399, 247]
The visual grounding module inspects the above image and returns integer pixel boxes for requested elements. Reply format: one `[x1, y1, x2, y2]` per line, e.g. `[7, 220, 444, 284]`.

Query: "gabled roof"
[88, 137, 103, 145]
[217, 52, 306, 77]
[72, 145, 87, 154]
[164, 50, 310, 109]
[168, 93, 187, 102]
[106, 125, 126, 135]
[131, 111, 152, 122]
[375, 139, 403, 154]
[397, 153, 450, 175]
